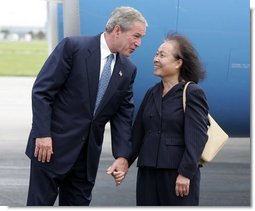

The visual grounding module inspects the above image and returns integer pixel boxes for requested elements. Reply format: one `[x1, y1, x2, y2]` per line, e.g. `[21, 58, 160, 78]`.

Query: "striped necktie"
[94, 54, 114, 113]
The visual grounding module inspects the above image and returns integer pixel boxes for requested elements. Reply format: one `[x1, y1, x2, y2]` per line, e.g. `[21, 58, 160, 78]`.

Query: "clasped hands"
[106, 157, 128, 186]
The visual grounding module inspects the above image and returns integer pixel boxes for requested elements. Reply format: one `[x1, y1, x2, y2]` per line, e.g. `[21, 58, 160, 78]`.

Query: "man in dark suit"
[25, 6, 147, 206]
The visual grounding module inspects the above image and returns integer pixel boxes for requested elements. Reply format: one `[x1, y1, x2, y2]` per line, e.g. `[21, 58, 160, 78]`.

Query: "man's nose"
[135, 38, 142, 47]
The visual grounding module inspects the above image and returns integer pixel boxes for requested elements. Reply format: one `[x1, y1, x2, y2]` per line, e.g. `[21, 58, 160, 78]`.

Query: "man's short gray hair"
[105, 6, 148, 32]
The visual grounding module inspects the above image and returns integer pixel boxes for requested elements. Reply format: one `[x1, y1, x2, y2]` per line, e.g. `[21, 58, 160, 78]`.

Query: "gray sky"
[0, 0, 47, 27]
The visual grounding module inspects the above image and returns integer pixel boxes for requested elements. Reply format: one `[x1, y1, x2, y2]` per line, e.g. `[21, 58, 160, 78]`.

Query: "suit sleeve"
[128, 87, 153, 166]
[109, 68, 137, 160]
[178, 86, 209, 179]
[31, 37, 73, 137]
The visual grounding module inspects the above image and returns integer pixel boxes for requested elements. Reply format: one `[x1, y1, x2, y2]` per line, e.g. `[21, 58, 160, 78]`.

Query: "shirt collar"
[100, 33, 114, 60]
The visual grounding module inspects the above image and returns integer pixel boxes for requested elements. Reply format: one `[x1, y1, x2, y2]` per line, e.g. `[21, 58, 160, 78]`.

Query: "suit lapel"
[86, 43, 101, 114]
[153, 83, 162, 118]
[95, 54, 124, 115]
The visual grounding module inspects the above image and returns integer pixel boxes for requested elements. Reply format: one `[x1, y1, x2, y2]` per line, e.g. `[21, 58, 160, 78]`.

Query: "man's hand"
[106, 157, 128, 186]
[34, 137, 53, 163]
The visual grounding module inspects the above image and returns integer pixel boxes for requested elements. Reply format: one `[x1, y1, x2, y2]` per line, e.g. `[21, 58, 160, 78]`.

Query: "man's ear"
[113, 25, 121, 36]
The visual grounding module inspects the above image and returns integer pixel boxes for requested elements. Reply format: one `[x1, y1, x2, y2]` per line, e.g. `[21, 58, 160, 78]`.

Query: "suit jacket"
[26, 34, 136, 182]
[130, 82, 209, 179]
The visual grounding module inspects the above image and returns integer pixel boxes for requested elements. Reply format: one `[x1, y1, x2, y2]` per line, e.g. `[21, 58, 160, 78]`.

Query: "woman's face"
[153, 40, 182, 79]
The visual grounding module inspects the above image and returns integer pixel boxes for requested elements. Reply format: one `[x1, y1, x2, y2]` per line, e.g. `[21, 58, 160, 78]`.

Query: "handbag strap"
[183, 81, 192, 112]
[183, 82, 211, 126]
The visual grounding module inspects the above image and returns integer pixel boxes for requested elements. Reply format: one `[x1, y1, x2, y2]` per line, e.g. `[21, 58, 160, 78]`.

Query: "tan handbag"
[183, 82, 229, 163]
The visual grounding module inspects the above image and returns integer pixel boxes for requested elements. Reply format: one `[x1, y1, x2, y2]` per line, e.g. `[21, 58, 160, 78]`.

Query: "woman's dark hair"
[165, 32, 205, 83]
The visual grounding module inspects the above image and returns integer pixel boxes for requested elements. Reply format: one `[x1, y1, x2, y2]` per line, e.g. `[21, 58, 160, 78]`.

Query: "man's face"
[114, 21, 146, 57]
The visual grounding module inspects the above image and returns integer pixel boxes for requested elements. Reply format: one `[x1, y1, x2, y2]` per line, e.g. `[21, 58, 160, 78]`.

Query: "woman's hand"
[107, 169, 126, 186]
[106, 157, 128, 186]
[175, 174, 190, 197]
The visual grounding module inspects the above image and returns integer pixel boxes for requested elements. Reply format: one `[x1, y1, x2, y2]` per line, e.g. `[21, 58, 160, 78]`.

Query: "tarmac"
[0, 76, 252, 207]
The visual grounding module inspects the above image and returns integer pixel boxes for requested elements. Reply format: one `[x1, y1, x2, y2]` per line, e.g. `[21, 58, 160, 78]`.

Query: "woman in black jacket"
[113, 33, 209, 206]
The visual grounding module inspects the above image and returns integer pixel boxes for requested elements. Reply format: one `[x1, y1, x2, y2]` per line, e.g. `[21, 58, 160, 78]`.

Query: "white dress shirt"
[99, 33, 116, 79]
